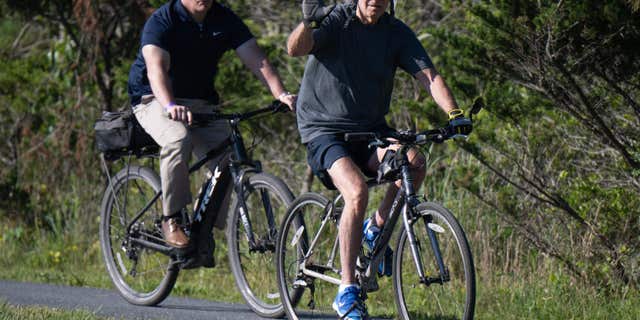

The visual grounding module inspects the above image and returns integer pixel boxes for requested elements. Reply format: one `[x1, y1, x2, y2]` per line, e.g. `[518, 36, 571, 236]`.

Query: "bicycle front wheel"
[99, 165, 178, 306]
[393, 202, 475, 320]
[276, 192, 340, 320]
[226, 172, 294, 318]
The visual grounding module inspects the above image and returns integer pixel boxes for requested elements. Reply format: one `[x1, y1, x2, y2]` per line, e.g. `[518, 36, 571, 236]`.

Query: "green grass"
[0, 300, 117, 320]
[474, 277, 638, 320]
[1, 221, 638, 320]
[0, 223, 247, 304]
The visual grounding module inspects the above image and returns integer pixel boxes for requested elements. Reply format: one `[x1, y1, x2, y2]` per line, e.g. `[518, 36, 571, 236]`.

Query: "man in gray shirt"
[287, 0, 471, 319]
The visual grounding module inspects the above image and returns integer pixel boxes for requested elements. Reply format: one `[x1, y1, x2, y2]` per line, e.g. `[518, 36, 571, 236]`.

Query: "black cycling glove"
[447, 109, 472, 137]
[302, 0, 335, 29]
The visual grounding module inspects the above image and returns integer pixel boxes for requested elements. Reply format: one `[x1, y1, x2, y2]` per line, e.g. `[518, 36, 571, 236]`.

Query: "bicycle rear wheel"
[99, 165, 178, 306]
[276, 192, 341, 320]
[226, 172, 294, 318]
[393, 202, 475, 319]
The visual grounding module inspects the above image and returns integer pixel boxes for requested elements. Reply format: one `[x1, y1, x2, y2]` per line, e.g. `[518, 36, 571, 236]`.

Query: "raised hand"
[302, 0, 335, 29]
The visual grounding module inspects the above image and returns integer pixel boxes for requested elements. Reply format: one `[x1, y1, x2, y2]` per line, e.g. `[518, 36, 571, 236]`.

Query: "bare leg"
[327, 157, 369, 285]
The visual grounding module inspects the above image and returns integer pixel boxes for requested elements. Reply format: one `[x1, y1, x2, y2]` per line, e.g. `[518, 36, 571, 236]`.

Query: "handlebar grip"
[344, 132, 376, 142]
[271, 100, 289, 113]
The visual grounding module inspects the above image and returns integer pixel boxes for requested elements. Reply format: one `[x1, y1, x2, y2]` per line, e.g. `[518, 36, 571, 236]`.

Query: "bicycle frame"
[294, 143, 451, 291]
[118, 105, 284, 256]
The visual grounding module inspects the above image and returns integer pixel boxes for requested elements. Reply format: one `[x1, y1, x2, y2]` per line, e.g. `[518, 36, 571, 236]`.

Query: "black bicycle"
[276, 102, 482, 319]
[99, 101, 294, 317]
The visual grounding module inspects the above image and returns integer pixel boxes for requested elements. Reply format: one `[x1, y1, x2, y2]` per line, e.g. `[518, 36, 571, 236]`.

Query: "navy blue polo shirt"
[127, 0, 254, 106]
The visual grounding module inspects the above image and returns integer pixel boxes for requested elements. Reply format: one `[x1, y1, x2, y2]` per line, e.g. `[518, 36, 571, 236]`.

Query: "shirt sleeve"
[227, 10, 255, 49]
[395, 22, 434, 75]
[310, 7, 345, 54]
[141, 12, 171, 50]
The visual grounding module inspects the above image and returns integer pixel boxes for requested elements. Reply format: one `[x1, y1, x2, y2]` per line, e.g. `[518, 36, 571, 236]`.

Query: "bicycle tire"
[393, 201, 475, 320]
[276, 192, 339, 320]
[99, 165, 179, 306]
[226, 172, 294, 318]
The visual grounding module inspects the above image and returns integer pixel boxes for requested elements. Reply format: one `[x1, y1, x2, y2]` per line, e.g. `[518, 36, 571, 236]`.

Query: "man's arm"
[287, 22, 315, 57]
[414, 68, 459, 114]
[415, 67, 472, 136]
[142, 44, 191, 123]
[235, 38, 296, 110]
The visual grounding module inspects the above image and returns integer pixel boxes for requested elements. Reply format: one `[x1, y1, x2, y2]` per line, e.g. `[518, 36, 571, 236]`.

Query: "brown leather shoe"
[161, 218, 190, 248]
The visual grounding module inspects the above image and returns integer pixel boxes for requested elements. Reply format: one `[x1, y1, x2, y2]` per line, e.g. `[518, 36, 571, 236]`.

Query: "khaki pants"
[133, 96, 232, 228]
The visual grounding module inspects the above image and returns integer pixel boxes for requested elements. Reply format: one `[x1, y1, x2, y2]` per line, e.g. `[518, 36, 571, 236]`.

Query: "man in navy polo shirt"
[287, 0, 471, 318]
[128, 0, 295, 259]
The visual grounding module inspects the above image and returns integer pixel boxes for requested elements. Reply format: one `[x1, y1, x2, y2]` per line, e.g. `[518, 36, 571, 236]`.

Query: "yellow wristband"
[448, 109, 464, 120]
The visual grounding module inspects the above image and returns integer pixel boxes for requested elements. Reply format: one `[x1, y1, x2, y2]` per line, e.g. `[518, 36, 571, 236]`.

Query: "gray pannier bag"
[94, 109, 158, 160]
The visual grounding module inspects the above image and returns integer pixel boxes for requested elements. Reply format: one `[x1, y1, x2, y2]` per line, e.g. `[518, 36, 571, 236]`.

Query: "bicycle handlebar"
[183, 100, 289, 126]
[345, 128, 449, 149]
[345, 98, 484, 148]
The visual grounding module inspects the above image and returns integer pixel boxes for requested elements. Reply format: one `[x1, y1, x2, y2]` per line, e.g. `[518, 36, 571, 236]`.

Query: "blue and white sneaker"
[333, 286, 368, 320]
[363, 218, 393, 277]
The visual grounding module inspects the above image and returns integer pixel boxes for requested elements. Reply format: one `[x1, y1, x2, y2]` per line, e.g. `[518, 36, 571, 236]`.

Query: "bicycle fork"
[403, 205, 450, 286]
[235, 174, 259, 250]
[239, 186, 278, 253]
[234, 169, 278, 253]
[398, 160, 450, 286]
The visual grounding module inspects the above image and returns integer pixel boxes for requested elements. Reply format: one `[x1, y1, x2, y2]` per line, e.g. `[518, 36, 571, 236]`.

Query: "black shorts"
[306, 134, 378, 190]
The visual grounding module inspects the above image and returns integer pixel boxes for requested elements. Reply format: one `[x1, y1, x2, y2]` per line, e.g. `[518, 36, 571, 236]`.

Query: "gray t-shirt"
[296, 3, 434, 143]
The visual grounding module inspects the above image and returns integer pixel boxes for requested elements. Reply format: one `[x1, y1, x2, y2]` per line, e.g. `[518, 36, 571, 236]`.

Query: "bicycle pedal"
[180, 255, 215, 270]
[364, 276, 379, 293]
[169, 246, 194, 262]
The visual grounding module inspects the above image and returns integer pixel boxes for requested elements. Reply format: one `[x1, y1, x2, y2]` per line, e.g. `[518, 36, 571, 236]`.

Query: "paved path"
[0, 280, 267, 319]
[0, 280, 390, 319]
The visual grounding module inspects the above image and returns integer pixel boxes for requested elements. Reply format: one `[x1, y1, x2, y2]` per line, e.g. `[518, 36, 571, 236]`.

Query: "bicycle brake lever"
[368, 139, 389, 149]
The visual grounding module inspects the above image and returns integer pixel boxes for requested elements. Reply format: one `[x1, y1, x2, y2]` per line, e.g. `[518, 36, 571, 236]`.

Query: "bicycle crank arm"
[301, 266, 341, 285]
[129, 237, 173, 255]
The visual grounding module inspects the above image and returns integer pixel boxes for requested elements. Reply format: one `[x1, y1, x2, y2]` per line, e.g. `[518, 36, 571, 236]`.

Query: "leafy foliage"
[431, 0, 640, 286]
[0, 0, 638, 293]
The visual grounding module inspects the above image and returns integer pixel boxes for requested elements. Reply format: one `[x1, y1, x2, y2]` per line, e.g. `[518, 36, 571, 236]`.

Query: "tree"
[434, 0, 640, 286]
[5, 0, 152, 111]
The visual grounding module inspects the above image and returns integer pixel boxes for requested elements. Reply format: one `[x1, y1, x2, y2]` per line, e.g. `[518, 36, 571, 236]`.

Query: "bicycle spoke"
[227, 173, 294, 317]
[277, 193, 340, 319]
[100, 166, 177, 306]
